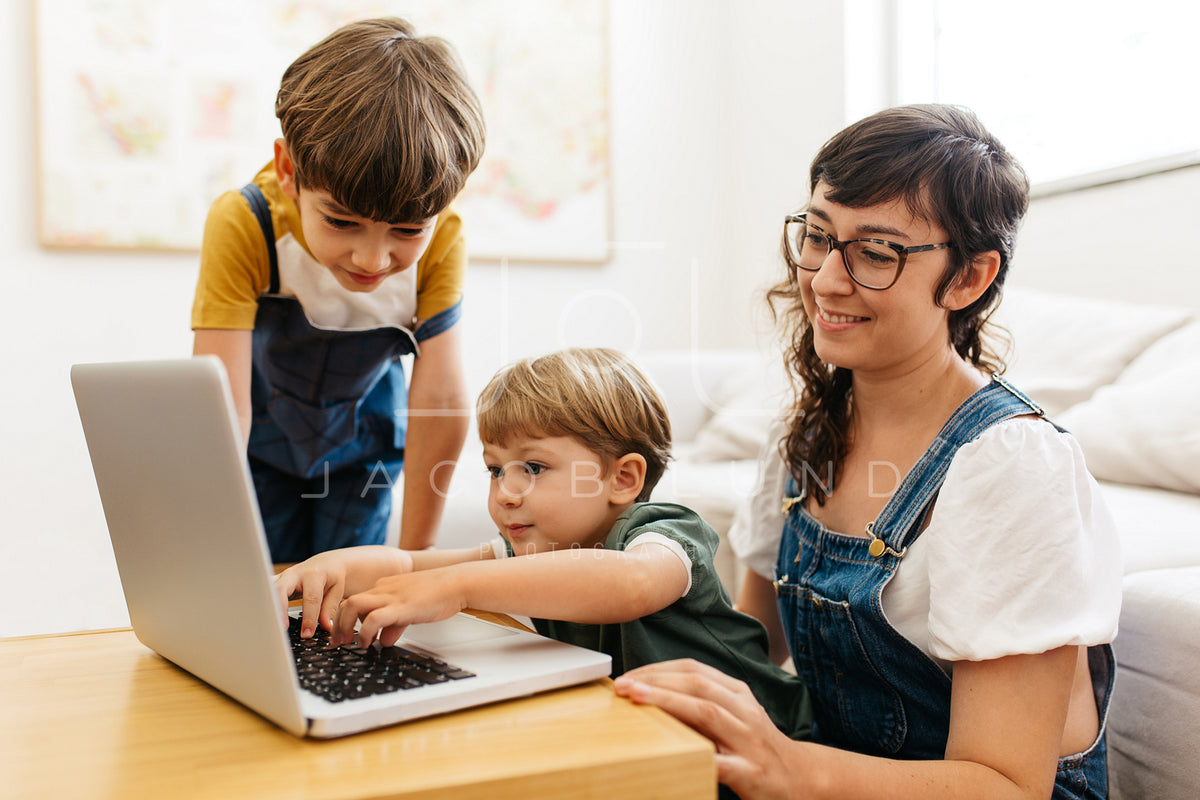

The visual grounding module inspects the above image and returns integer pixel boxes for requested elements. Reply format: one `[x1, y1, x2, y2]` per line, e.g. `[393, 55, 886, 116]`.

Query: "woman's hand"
[274, 546, 414, 638]
[614, 659, 801, 800]
[616, 651, 1079, 800]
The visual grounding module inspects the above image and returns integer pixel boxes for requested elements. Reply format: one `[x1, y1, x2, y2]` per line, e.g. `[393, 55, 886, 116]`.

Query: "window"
[887, 0, 1200, 194]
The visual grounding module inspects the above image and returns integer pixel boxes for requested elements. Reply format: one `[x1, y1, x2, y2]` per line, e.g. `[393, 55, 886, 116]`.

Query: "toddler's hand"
[331, 569, 466, 648]
[274, 546, 414, 638]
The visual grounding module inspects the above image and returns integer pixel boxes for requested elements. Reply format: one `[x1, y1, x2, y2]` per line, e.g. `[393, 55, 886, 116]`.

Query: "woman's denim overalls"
[774, 377, 1114, 799]
[240, 184, 460, 562]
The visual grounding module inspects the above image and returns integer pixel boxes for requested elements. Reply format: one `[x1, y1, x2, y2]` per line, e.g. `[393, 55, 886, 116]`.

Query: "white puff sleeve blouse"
[729, 417, 1123, 669]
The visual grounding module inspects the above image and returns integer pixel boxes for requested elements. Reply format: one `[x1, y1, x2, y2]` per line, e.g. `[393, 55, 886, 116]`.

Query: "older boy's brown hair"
[275, 17, 486, 223]
[477, 348, 673, 503]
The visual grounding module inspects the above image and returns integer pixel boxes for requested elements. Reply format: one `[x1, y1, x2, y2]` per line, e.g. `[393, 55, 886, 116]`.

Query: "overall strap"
[414, 299, 462, 344]
[872, 376, 1043, 554]
[239, 183, 280, 294]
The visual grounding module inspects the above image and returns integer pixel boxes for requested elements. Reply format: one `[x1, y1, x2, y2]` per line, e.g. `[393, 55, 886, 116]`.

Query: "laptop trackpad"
[403, 614, 520, 649]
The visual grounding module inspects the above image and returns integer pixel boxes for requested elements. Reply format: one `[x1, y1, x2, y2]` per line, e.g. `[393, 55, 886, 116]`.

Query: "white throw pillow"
[1111, 319, 1200, 384]
[1058, 322, 1200, 493]
[990, 287, 1193, 417]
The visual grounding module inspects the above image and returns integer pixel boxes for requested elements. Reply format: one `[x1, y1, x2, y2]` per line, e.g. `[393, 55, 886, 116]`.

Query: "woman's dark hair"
[767, 104, 1029, 502]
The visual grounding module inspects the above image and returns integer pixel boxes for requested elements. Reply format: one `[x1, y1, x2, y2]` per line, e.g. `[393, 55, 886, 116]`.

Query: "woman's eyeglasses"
[783, 212, 951, 290]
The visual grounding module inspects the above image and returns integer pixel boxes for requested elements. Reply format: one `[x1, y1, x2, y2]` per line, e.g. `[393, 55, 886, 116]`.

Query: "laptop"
[71, 356, 612, 738]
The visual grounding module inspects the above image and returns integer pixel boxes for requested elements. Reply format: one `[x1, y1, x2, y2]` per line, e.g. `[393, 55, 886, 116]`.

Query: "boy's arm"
[277, 543, 493, 637]
[400, 325, 470, 550]
[194, 329, 253, 447]
[333, 543, 691, 647]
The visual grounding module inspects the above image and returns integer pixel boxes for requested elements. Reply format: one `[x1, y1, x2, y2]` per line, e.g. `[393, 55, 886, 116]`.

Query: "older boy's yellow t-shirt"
[191, 162, 465, 333]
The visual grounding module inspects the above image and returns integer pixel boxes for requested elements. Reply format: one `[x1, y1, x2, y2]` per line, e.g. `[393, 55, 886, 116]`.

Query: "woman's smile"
[815, 305, 870, 326]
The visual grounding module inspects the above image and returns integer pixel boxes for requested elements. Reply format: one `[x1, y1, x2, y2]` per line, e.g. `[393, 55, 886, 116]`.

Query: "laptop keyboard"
[288, 616, 476, 703]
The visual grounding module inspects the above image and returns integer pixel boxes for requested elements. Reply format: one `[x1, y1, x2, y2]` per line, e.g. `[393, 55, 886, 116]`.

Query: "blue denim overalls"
[240, 184, 460, 562]
[774, 377, 1114, 799]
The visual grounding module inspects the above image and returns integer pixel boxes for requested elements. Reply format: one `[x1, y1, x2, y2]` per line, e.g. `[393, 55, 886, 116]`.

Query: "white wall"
[1014, 166, 1200, 309]
[1, 0, 845, 637]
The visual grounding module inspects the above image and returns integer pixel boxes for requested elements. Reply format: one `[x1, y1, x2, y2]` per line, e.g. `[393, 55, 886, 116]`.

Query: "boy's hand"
[274, 546, 415, 638]
[330, 569, 467, 648]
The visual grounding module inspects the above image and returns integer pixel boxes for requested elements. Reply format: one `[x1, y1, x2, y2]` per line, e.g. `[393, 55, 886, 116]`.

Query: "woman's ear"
[274, 138, 299, 199]
[608, 454, 647, 505]
[945, 250, 1001, 311]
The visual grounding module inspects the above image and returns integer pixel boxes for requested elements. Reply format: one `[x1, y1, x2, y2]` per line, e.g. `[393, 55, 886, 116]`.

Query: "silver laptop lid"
[72, 356, 307, 735]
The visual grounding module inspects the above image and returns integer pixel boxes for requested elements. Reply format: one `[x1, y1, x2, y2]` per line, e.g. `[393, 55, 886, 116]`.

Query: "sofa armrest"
[1108, 567, 1200, 800]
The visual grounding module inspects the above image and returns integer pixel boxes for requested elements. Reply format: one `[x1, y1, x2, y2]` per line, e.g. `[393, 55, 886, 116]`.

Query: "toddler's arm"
[331, 542, 691, 647]
[276, 544, 491, 637]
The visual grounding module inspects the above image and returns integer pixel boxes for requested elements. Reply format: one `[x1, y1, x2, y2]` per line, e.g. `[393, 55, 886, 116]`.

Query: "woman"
[614, 105, 1121, 800]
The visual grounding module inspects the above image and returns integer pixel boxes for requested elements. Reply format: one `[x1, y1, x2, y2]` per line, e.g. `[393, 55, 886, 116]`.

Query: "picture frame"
[33, 0, 611, 263]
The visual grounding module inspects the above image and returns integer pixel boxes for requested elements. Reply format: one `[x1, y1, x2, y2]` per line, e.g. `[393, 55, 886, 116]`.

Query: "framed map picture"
[33, 0, 611, 262]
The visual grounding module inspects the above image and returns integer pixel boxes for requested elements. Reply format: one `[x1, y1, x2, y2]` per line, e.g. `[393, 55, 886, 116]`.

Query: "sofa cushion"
[689, 354, 787, 463]
[991, 287, 1193, 417]
[653, 451, 759, 593]
[1095, 481, 1200, 573]
[1108, 567, 1200, 800]
[654, 450, 760, 535]
[634, 349, 763, 442]
[1059, 322, 1200, 493]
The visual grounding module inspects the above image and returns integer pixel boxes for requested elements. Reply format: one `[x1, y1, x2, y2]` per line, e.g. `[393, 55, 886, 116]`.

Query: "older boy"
[277, 348, 812, 740]
[191, 18, 486, 559]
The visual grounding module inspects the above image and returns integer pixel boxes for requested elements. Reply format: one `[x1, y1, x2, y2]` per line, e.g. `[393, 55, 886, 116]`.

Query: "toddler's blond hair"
[477, 348, 672, 502]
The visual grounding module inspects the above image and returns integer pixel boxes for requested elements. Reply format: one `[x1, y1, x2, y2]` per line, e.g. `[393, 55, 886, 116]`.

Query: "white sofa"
[431, 286, 1200, 798]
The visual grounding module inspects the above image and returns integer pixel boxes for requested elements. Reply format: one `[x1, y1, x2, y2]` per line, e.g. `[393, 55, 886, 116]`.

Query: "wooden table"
[0, 624, 715, 800]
